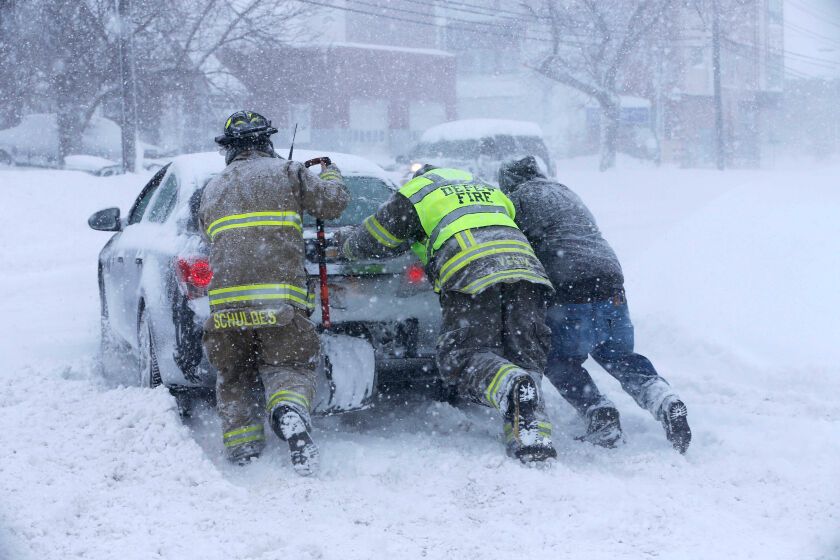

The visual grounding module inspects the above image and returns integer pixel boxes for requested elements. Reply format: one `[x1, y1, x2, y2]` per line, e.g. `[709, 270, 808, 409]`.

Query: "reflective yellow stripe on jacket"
[319, 171, 342, 182]
[461, 269, 553, 295]
[208, 283, 315, 310]
[438, 239, 538, 287]
[397, 168, 518, 262]
[364, 215, 403, 248]
[206, 211, 302, 240]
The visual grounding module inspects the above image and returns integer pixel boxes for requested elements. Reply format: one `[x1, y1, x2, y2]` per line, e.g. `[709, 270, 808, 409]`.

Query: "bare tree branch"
[525, 0, 674, 170]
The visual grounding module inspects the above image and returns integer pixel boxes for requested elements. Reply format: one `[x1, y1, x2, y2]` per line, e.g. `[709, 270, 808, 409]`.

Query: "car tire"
[0, 150, 12, 167]
[137, 304, 163, 389]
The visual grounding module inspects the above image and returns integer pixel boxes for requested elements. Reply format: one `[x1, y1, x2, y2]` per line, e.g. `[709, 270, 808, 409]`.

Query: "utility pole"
[0, 0, 19, 128]
[711, 0, 725, 169]
[117, 0, 137, 173]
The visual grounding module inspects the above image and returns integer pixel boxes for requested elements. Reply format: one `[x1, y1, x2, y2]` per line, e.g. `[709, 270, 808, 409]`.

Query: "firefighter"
[334, 164, 557, 463]
[200, 111, 349, 475]
[497, 156, 691, 454]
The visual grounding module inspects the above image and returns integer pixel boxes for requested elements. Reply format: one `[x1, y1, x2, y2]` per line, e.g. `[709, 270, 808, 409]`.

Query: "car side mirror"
[88, 207, 122, 232]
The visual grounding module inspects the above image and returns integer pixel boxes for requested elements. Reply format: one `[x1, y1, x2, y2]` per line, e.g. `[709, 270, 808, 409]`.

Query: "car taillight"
[405, 263, 426, 284]
[176, 257, 213, 298]
[397, 262, 431, 298]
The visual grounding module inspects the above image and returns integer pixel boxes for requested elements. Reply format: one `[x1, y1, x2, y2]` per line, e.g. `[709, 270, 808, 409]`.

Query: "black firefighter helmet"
[214, 110, 278, 147]
[412, 163, 438, 178]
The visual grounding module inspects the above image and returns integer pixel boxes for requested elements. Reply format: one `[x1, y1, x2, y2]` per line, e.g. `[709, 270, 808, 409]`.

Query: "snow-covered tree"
[5, 0, 307, 163]
[523, 0, 674, 170]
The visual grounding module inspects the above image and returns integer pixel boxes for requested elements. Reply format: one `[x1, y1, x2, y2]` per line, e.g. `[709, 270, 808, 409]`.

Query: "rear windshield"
[411, 139, 480, 161]
[517, 136, 551, 165]
[411, 136, 550, 164]
[188, 175, 393, 231]
[303, 175, 393, 227]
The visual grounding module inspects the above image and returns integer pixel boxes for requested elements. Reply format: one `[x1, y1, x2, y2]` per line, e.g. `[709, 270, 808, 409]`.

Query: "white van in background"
[400, 119, 555, 184]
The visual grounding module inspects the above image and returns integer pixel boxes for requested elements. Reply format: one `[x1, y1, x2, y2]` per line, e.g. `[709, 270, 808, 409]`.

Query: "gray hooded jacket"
[504, 173, 624, 304]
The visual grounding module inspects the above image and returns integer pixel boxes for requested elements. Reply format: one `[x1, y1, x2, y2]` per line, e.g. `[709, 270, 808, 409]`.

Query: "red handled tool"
[304, 157, 333, 329]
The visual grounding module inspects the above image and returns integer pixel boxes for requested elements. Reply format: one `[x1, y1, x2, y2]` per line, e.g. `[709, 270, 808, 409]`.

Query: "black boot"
[228, 441, 262, 466]
[661, 398, 691, 454]
[577, 405, 624, 448]
[503, 376, 557, 464]
[272, 406, 320, 476]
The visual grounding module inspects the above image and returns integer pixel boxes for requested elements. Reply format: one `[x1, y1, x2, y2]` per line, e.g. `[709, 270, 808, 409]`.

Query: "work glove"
[330, 225, 356, 260]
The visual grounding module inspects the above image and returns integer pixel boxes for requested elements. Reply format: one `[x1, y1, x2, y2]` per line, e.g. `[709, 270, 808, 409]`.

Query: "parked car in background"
[64, 155, 122, 177]
[88, 150, 442, 414]
[400, 119, 555, 183]
[0, 113, 162, 174]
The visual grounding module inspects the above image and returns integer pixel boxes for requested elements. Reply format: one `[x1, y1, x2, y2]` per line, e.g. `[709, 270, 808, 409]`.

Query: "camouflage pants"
[437, 281, 552, 412]
[203, 311, 320, 460]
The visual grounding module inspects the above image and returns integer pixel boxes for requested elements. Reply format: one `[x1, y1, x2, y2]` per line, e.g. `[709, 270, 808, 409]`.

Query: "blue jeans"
[545, 296, 673, 417]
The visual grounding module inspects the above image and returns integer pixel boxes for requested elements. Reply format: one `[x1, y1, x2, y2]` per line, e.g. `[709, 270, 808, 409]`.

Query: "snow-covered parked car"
[63, 155, 122, 177]
[401, 119, 555, 183]
[0, 113, 162, 173]
[88, 150, 442, 412]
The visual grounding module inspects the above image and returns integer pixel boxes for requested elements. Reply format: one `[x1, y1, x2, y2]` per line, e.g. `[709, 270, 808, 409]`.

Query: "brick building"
[660, 0, 785, 166]
[221, 2, 456, 157]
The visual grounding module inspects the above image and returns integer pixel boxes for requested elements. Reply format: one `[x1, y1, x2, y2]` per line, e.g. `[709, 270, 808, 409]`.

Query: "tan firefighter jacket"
[199, 150, 348, 330]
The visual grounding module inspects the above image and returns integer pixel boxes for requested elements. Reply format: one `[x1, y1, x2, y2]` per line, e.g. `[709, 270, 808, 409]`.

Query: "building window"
[689, 46, 705, 67]
[446, 19, 521, 76]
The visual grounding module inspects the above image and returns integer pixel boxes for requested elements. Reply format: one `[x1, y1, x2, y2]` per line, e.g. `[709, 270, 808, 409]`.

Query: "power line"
[308, 0, 826, 72]
[722, 36, 840, 80]
[786, 0, 840, 29]
[345, 0, 528, 34]
[305, 0, 599, 46]
[724, 46, 815, 78]
[401, 0, 644, 36]
[347, 0, 603, 46]
[297, 0, 556, 43]
[786, 20, 840, 48]
[400, 0, 529, 20]
[723, 35, 840, 68]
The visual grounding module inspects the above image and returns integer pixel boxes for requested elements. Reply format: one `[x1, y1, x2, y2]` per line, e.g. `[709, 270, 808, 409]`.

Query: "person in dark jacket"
[335, 164, 557, 463]
[497, 156, 691, 453]
[200, 111, 349, 474]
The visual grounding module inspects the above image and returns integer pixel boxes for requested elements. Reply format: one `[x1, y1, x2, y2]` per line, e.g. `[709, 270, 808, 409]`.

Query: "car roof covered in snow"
[167, 149, 394, 191]
[419, 119, 545, 144]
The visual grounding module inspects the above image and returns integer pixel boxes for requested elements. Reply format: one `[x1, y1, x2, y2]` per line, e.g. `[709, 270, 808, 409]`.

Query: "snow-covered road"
[0, 163, 837, 560]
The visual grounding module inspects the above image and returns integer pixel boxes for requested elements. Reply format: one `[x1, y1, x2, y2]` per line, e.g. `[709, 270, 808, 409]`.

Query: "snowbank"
[0, 163, 837, 559]
[555, 163, 840, 369]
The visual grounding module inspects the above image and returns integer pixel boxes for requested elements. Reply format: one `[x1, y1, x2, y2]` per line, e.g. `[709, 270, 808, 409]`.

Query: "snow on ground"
[0, 162, 838, 560]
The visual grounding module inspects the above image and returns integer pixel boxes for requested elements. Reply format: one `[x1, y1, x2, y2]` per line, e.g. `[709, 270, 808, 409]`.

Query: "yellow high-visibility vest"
[398, 168, 518, 263]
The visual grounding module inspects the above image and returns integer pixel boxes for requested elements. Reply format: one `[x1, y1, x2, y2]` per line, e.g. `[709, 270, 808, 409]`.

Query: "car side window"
[145, 173, 179, 223]
[127, 165, 169, 225]
[517, 137, 551, 167]
[185, 187, 204, 233]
